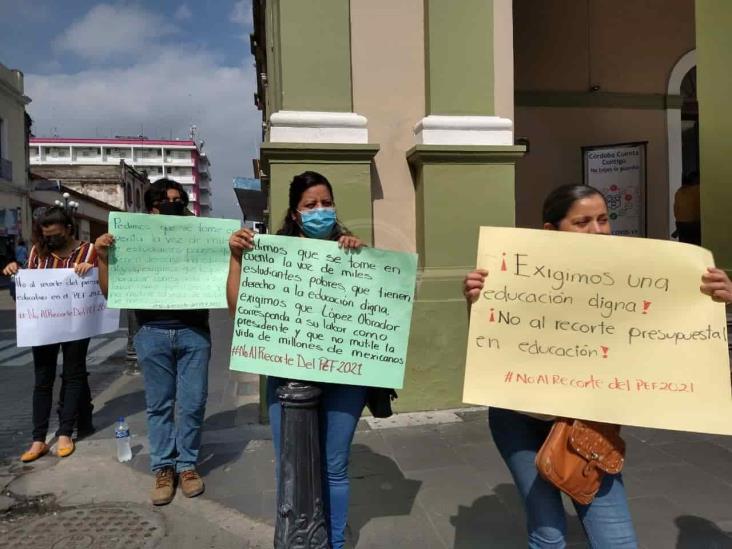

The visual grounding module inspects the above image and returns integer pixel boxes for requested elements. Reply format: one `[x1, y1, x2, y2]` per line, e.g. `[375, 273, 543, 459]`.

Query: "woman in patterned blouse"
[2, 206, 97, 462]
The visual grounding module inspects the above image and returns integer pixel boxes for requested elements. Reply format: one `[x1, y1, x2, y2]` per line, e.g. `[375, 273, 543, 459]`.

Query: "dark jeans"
[489, 408, 638, 548]
[31, 338, 92, 440]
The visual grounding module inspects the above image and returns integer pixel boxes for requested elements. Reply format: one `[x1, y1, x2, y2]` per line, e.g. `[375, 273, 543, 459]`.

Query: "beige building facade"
[0, 62, 31, 242]
[31, 162, 149, 241]
[253, 0, 732, 411]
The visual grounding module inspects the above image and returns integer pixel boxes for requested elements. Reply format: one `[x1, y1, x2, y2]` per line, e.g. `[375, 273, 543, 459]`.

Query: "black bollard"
[274, 381, 329, 549]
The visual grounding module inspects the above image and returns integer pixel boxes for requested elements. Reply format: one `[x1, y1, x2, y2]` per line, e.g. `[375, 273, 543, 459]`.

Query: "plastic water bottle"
[115, 417, 132, 462]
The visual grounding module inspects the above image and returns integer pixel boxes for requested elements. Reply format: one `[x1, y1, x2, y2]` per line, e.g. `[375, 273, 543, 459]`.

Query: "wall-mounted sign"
[582, 142, 647, 237]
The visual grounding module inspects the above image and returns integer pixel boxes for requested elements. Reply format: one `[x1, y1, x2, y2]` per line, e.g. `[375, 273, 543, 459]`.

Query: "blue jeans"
[268, 377, 367, 549]
[489, 407, 638, 548]
[134, 326, 211, 473]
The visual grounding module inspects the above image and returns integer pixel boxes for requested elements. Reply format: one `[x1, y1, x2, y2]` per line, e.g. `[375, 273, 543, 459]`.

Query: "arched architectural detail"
[666, 49, 696, 238]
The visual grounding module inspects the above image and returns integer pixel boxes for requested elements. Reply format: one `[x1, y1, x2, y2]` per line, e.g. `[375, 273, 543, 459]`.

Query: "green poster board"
[107, 212, 240, 309]
[229, 235, 418, 388]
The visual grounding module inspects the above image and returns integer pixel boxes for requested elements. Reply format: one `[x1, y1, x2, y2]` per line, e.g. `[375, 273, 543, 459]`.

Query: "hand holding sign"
[701, 267, 732, 304]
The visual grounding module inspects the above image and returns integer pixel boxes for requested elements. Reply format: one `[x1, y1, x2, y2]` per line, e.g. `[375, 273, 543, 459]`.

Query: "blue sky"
[0, 0, 260, 220]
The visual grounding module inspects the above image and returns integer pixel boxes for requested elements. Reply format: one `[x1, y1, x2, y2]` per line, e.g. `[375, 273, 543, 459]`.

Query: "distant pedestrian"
[14, 238, 28, 266]
[226, 171, 364, 549]
[673, 171, 701, 245]
[95, 179, 210, 506]
[2, 206, 96, 463]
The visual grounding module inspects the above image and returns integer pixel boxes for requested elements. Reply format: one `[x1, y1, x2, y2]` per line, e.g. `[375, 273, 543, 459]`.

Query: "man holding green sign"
[96, 179, 238, 506]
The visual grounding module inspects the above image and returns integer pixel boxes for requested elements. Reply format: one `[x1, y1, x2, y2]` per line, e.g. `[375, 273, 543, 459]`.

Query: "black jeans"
[31, 338, 92, 440]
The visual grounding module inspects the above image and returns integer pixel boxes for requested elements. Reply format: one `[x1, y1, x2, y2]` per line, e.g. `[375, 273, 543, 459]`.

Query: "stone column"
[262, 0, 378, 242]
[696, 0, 732, 271]
[403, 0, 525, 409]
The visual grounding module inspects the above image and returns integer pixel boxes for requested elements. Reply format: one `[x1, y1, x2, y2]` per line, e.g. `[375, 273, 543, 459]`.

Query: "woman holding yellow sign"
[464, 184, 732, 548]
[226, 171, 365, 549]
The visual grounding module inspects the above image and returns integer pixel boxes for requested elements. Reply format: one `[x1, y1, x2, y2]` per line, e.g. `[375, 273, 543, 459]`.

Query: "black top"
[134, 309, 210, 332]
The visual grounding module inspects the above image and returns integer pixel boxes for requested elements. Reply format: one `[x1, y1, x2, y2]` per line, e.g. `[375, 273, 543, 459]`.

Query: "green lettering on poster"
[107, 212, 240, 309]
[229, 235, 418, 388]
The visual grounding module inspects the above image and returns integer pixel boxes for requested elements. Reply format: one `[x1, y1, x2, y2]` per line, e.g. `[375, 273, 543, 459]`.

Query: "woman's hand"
[338, 235, 363, 250]
[229, 229, 256, 259]
[74, 262, 94, 276]
[464, 269, 488, 305]
[2, 262, 19, 276]
[94, 234, 115, 262]
[701, 267, 732, 304]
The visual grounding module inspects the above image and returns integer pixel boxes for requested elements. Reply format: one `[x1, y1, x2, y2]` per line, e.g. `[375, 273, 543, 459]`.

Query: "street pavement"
[2, 290, 732, 547]
[0, 291, 128, 462]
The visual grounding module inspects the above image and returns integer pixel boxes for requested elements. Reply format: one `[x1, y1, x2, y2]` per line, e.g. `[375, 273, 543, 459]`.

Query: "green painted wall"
[401, 147, 523, 410]
[419, 163, 515, 268]
[696, 0, 732, 271]
[265, 0, 282, 114]
[275, 0, 353, 112]
[424, 0, 494, 115]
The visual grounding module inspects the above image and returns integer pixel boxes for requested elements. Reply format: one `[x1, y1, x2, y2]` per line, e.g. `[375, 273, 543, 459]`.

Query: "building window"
[107, 147, 131, 159]
[126, 183, 133, 207]
[135, 188, 141, 210]
[167, 149, 190, 161]
[138, 149, 160, 159]
[48, 147, 69, 158]
[0, 118, 4, 158]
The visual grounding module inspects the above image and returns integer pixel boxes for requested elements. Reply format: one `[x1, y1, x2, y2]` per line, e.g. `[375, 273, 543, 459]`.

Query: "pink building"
[29, 137, 211, 216]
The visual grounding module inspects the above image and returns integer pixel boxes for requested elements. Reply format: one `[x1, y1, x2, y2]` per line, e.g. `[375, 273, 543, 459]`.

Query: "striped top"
[27, 241, 98, 269]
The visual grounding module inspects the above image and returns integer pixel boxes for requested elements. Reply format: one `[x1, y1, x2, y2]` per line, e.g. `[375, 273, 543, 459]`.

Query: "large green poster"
[107, 212, 239, 309]
[229, 235, 418, 388]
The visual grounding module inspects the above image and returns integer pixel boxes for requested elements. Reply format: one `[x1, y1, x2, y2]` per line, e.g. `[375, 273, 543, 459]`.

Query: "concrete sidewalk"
[2, 310, 732, 547]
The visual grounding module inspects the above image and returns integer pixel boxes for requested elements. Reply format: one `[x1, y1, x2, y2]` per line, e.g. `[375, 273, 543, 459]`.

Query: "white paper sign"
[583, 143, 646, 237]
[15, 268, 120, 347]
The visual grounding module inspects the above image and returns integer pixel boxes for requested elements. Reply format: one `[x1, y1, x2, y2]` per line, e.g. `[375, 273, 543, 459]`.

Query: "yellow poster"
[464, 227, 732, 435]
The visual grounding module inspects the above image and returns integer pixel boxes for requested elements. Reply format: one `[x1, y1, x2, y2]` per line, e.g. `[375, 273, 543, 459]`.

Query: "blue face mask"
[299, 207, 337, 239]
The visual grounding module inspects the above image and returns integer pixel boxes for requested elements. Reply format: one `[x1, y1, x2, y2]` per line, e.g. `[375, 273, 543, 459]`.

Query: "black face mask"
[43, 234, 68, 251]
[157, 202, 186, 216]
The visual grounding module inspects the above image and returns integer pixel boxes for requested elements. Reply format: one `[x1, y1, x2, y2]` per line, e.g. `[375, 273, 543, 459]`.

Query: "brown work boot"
[179, 469, 205, 498]
[151, 467, 176, 506]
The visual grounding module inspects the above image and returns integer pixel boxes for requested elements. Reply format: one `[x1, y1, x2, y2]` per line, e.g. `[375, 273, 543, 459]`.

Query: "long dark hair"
[34, 206, 75, 258]
[542, 184, 606, 228]
[276, 171, 349, 238]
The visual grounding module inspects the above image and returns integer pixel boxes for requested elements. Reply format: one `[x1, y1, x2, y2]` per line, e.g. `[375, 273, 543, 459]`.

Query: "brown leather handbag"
[535, 418, 626, 505]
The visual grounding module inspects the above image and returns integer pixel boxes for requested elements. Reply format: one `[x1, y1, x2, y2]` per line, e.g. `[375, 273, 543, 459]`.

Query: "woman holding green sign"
[227, 171, 364, 549]
[464, 184, 732, 548]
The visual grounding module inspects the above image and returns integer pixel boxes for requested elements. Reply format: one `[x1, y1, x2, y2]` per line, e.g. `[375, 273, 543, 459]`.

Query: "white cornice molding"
[269, 111, 368, 143]
[414, 115, 514, 145]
